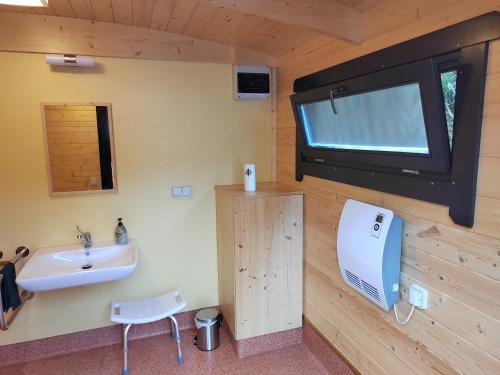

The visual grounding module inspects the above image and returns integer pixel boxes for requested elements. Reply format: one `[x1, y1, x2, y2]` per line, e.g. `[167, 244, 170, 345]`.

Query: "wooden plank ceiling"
[0, 0, 381, 57]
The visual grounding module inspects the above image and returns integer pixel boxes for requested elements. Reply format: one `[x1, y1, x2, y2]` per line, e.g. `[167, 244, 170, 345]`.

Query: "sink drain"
[81, 264, 93, 270]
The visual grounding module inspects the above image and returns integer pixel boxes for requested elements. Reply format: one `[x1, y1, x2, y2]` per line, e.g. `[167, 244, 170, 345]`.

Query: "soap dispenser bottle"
[115, 218, 128, 245]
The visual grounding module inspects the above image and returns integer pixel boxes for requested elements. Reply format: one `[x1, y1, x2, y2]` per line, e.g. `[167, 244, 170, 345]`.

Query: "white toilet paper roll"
[244, 164, 256, 192]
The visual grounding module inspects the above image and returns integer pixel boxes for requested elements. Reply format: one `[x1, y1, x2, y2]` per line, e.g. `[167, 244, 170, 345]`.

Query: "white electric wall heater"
[337, 199, 403, 311]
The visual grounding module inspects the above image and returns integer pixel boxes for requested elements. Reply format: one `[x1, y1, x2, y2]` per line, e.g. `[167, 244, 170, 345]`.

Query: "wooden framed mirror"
[41, 103, 117, 196]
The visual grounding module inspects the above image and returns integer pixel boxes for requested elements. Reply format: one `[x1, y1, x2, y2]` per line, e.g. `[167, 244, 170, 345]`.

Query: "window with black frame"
[290, 12, 499, 227]
[300, 83, 430, 154]
[293, 59, 452, 175]
[300, 69, 458, 154]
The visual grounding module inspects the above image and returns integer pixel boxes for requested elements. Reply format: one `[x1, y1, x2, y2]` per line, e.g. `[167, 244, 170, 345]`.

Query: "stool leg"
[170, 318, 175, 338]
[168, 315, 183, 364]
[123, 324, 132, 375]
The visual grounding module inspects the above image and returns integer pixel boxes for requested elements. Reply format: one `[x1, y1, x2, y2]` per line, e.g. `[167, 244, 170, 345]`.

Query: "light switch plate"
[171, 186, 183, 197]
[181, 185, 192, 197]
[172, 185, 192, 197]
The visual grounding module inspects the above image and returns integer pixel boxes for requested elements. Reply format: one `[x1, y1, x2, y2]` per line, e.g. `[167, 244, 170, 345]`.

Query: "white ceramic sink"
[16, 239, 138, 292]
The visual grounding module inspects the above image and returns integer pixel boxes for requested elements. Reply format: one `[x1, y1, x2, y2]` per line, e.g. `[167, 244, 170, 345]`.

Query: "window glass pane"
[440, 70, 457, 149]
[299, 83, 429, 154]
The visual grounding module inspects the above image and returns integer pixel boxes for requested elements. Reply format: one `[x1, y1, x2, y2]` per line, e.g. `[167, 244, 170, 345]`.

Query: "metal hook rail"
[0, 246, 34, 330]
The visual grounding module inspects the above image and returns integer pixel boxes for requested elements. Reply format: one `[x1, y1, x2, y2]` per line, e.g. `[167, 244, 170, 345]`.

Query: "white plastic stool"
[110, 290, 187, 375]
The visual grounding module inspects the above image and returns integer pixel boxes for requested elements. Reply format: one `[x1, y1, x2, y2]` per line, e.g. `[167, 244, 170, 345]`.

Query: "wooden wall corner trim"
[0, 12, 277, 66]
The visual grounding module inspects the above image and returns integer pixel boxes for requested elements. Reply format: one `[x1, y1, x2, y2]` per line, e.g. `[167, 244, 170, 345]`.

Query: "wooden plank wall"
[275, 1, 500, 374]
[44, 105, 102, 192]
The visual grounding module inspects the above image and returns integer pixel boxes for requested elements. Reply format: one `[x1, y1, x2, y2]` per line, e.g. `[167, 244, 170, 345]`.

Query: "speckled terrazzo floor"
[0, 327, 352, 375]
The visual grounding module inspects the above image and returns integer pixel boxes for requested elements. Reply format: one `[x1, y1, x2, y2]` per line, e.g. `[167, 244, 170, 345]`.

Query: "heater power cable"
[394, 302, 415, 325]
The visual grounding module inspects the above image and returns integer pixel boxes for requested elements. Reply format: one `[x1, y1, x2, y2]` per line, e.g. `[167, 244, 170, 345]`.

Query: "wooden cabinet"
[215, 183, 303, 340]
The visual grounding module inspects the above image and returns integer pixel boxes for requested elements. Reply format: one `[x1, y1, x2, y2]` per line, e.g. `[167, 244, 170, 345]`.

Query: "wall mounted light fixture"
[45, 54, 95, 67]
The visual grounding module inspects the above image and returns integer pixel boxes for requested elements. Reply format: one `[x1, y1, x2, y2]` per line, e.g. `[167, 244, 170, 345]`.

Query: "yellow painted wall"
[0, 52, 272, 345]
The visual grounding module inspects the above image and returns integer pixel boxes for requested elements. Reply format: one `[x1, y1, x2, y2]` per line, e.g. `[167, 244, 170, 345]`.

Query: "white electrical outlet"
[408, 284, 428, 309]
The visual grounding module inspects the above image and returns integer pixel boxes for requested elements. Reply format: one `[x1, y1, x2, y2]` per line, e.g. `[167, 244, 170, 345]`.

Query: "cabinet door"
[233, 195, 303, 340]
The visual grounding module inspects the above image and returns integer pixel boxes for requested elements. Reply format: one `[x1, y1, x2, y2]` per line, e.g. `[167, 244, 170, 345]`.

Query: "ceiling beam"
[0, 13, 279, 66]
[205, 0, 363, 44]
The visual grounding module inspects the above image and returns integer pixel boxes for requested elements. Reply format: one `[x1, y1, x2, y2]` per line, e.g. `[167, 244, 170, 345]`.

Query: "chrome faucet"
[76, 226, 93, 251]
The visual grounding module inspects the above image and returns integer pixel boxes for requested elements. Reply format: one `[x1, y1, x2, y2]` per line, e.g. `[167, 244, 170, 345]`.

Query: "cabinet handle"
[238, 267, 247, 272]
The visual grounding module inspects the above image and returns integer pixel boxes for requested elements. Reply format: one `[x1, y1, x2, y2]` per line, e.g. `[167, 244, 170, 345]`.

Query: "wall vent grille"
[361, 280, 381, 301]
[345, 269, 362, 290]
